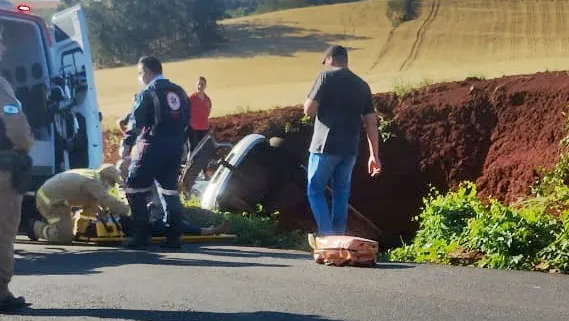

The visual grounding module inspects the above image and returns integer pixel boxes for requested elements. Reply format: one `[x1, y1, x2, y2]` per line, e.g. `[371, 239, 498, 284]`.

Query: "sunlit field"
[94, 0, 569, 124]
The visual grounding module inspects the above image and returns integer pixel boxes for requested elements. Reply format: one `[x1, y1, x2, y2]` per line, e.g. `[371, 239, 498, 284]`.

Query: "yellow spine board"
[75, 234, 238, 243]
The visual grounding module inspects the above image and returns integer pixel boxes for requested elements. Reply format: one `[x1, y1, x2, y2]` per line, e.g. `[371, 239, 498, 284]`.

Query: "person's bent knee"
[43, 226, 74, 244]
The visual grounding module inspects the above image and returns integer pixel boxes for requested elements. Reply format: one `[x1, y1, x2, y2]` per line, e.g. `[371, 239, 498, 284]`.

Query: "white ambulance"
[1, 2, 102, 218]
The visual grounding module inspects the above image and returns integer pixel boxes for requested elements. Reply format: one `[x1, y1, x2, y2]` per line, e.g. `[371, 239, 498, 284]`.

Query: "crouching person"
[28, 164, 130, 244]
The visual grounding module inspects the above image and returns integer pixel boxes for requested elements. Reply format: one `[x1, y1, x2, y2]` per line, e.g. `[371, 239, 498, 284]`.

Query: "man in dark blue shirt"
[303, 45, 382, 236]
[123, 56, 190, 248]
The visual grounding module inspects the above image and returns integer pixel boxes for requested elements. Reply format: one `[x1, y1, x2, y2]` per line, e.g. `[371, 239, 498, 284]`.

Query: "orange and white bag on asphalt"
[308, 234, 379, 267]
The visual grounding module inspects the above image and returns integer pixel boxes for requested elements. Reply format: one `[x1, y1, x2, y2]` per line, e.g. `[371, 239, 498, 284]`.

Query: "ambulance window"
[0, 19, 46, 86]
[32, 63, 42, 80]
[61, 49, 84, 75]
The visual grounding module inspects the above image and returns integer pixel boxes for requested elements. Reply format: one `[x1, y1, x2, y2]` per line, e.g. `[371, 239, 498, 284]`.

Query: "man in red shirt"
[188, 76, 212, 151]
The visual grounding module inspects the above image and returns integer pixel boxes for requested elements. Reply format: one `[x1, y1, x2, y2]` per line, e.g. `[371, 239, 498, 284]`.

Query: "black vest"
[143, 79, 189, 141]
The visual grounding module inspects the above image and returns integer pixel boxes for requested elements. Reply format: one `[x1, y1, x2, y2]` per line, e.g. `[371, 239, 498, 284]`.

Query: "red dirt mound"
[386, 72, 569, 204]
[102, 71, 569, 248]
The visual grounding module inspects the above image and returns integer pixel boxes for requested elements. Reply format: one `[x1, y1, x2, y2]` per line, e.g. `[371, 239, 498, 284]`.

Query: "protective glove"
[118, 142, 132, 160]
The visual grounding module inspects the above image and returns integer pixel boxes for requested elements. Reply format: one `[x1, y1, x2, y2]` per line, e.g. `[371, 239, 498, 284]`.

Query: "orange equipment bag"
[308, 234, 379, 267]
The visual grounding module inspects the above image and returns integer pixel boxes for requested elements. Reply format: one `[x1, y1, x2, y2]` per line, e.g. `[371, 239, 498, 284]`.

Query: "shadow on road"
[8, 308, 340, 321]
[14, 248, 289, 276]
[198, 247, 311, 260]
[375, 263, 416, 269]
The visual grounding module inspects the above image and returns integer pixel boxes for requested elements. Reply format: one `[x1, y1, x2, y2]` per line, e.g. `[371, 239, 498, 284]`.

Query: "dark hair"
[322, 45, 348, 65]
[138, 56, 162, 74]
[199, 76, 207, 83]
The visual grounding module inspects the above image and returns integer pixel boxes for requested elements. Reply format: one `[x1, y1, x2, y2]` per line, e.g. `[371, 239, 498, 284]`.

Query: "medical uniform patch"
[167, 92, 181, 111]
[3, 104, 20, 115]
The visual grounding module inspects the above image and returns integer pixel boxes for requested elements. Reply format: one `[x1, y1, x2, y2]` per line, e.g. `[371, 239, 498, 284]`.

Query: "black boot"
[124, 192, 152, 249]
[123, 222, 151, 248]
[0, 294, 28, 313]
[160, 224, 182, 249]
[158, 193, 183, 249]
[24, 217, 38, 241]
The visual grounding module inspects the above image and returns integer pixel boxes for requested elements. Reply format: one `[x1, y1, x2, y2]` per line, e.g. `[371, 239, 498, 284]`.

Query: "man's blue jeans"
[307, 153, 357, 236]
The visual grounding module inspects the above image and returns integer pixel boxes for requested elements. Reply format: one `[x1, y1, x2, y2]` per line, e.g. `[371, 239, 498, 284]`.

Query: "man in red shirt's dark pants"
[188, 76, 212, 151]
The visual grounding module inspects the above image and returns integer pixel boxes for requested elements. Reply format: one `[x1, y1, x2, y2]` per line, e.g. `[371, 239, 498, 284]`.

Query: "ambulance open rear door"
[50, 5, 102, 170]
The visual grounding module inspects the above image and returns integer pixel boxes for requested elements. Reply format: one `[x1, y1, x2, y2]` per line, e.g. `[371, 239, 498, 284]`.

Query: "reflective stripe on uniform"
[125, 187, 153, 194]
[36, 189, 50, 206]
[47, 216, 61, 225]
[156, 186, 179, 196]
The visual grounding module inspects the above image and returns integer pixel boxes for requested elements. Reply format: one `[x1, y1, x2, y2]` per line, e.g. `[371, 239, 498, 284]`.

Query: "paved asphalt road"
[3, 236, 569, 321]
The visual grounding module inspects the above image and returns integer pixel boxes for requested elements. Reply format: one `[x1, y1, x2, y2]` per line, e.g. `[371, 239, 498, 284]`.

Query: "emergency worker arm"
[119, 118, 140, 159]
[84, 180, 130, 216]
[117, 112, 130, 133]
[131, 91, 154, 130]
[119, 93, 152, 158]
[0, 77, 33, 152]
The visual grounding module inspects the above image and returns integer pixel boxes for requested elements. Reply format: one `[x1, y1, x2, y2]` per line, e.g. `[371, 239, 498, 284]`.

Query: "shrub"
[386, 0, 422, 27]
[388, 182, 568, 272]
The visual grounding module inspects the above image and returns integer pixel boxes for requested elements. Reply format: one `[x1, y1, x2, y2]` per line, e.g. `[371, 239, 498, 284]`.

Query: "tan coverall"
[0, 76, 34, 299]
[33, 164, 130, 244]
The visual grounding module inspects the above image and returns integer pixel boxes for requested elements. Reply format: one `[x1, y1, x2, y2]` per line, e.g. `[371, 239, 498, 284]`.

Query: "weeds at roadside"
[222, 211, 310, 251]
[392, 80, 417, 98]
[377, 114, 397, 142]
[392, 78, 433, 99]
[181, 197, 310, 251]
[466, 73, 486, 81]
[284, 115, 312, 134]
[235, 106, 252, 114]
[388, 105, 569, 273]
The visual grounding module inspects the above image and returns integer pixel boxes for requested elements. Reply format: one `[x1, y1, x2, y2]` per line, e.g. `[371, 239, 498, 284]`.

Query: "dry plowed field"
[95, 0, 569, 121]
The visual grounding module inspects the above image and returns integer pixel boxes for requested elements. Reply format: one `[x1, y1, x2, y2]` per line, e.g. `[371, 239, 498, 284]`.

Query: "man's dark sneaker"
[0, 295, 28, 313]
[160, 238, 182, 249]
[24, 218, 38, 241]
[122, 236, 151, 249]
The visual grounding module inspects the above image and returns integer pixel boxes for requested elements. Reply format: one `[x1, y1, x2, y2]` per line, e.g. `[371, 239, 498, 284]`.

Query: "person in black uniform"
[123, 56, 190, 249]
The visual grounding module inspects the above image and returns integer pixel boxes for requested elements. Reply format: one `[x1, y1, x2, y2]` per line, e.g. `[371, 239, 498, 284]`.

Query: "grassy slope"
[94, 0, 569, 123]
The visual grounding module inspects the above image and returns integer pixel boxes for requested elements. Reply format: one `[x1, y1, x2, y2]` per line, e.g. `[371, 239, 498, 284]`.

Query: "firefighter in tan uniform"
[31, 164, 131, 244]
[0, 40, 34, 312]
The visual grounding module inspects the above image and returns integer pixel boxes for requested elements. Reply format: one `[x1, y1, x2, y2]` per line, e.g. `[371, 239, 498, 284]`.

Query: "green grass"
[181, 197, 310, 251]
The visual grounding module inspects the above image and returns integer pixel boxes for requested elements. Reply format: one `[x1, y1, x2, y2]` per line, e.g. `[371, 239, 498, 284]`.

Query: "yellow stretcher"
[74, 234, 237, 244]
[16, 213, 237, 245]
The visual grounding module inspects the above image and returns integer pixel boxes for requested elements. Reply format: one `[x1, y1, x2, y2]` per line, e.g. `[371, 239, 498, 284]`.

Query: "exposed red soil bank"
[103, 71, 569, 248]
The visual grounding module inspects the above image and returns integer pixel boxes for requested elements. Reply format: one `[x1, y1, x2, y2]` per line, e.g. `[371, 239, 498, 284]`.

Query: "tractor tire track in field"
[399, 0, 441, 72]
[340, 2, 361, 41]
[557, 0, 567, 53]
[368, 0, 397, 72]
[368, 27, 397, 72]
